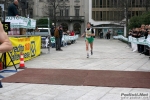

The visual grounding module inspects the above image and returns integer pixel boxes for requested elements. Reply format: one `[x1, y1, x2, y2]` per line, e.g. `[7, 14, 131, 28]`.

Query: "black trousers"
[0, 81, 2, 88]
[106, 34, 110, 39]
[100, 33, 103, 38]
[60, 37, 62, 47]
[55, 38, 60, 50]
[138, 44, 144, 53]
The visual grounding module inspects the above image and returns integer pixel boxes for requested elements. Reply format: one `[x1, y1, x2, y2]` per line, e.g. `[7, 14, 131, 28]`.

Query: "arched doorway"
[73, 23, 81, 34]
[61, 23, 68, 32]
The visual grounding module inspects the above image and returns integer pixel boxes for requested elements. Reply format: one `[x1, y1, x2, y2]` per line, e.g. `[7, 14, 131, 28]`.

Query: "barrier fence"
[41, 35, 79, 49]
[113, 35, 150, 47]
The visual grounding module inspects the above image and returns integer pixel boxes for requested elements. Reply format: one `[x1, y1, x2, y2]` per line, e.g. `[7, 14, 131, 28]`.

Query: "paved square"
[0, 38, 150, 100]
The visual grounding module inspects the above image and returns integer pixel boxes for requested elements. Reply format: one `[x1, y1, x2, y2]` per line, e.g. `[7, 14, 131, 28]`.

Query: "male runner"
[82, 22, 95, 58]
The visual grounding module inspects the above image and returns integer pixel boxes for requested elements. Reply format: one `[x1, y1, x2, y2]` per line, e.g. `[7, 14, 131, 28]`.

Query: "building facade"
[33, 0, 89, 34]
[89, 0, 150, 37]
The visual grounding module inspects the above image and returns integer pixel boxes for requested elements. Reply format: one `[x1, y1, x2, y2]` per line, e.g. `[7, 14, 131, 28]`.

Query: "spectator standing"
[34, 26, 40, 32]
[54, 26, 62, 51]
[106, 30, 111, 39]
[100, 31, 103, 38]
[7, 0, 19, 16]
[59, 26, 63, 49]
[131, 28, 140, 52]
[51, 23, 55, 36]
[137, 24, 145, 53]
[70, 30, 75, 36]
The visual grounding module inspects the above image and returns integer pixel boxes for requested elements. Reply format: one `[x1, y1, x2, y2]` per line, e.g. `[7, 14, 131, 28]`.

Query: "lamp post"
[125, 0, 128, 37]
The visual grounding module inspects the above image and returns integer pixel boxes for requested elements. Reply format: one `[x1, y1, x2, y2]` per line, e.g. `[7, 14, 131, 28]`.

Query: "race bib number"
[86, 30, 91, 38]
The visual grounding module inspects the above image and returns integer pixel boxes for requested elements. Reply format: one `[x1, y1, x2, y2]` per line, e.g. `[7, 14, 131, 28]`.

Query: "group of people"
[51, 23, 77, 51]
[98, 30, 111, 39]
[129, 24, 150, 55]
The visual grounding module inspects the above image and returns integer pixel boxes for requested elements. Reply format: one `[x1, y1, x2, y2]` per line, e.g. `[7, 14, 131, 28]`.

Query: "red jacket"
[70, 31, 75, 36]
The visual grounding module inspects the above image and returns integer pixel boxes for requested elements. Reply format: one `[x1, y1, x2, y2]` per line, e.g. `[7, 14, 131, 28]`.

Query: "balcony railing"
[50, 16, 84, 22]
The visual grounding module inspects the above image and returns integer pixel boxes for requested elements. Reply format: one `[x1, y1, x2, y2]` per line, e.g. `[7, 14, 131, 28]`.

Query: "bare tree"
[42, 0, 62, 27]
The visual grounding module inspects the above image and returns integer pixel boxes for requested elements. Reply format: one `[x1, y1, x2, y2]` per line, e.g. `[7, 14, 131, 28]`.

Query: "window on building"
[131, 0, 136, 7]
[75, 6, 80, 16]
[107, 0, 110, 7]
[140, 0, 144, 7]
[96, 0, 99, 8]
[65, 9, 69, 16]
[92, 0, 95, 8]
[29, 9, 33, 18]
[60, 9, 63, 16]
[50, 9, 53, 17]
[100, 0, 102, 8]
[92, 11, 95, 20]
[95, 11, 99, 21]
[102, 0, 106, 8]
[75, 0, 80, 2]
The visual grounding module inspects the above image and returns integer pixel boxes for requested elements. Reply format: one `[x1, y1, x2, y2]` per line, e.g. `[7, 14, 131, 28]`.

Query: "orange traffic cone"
[18, 52, 26, 69]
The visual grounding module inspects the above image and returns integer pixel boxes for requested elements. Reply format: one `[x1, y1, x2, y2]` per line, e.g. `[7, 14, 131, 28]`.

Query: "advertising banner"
[113, 35, 150, 47]
[5, 16, 36, 29]
[6, 36, 41, 66]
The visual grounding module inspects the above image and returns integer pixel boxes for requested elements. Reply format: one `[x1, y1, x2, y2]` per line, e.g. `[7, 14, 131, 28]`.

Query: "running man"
[82, 22, 95, 58]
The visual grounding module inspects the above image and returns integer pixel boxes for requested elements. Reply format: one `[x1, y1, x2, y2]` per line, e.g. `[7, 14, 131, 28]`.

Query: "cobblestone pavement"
[0, 38, 150, 100]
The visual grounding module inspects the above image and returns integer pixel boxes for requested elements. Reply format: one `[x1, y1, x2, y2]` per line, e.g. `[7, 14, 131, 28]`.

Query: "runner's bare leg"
[90, 42, 93, 55]
[86, 40, 89, 58]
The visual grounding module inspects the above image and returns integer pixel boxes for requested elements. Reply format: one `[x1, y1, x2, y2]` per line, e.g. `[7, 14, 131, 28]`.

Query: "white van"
[26, 28, 51, 36]
[34, 28, 51, 36]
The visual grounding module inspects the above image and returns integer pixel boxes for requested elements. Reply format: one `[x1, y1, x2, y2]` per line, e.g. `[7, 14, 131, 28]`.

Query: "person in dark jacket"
[54, 26, 62, 51]
[7, 0, 19, 16]
[106, 30, 111, 39]
[59, 26, 63, 47]
[51, 23, 55, 36]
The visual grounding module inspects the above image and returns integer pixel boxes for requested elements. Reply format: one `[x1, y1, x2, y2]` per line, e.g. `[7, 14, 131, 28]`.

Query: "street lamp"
[125, 0, 128, 37]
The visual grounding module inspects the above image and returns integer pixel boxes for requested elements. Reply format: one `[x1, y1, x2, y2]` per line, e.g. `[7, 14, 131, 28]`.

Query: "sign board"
[6, 36, 41, 66]
[5, 16, 36, 29]
[2, 22, 10, 32]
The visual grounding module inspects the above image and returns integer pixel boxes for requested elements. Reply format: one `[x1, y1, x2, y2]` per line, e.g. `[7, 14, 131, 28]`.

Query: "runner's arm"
[0, 22, 13, 53]
[81, 29, 86, 37]
[81, 32, 86, 37]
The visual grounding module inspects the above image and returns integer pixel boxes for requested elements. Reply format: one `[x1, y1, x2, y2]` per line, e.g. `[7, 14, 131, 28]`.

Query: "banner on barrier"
[113, 35, 150, 47]
[6, 36, 41, 66]
[5, 16, 36, 29]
